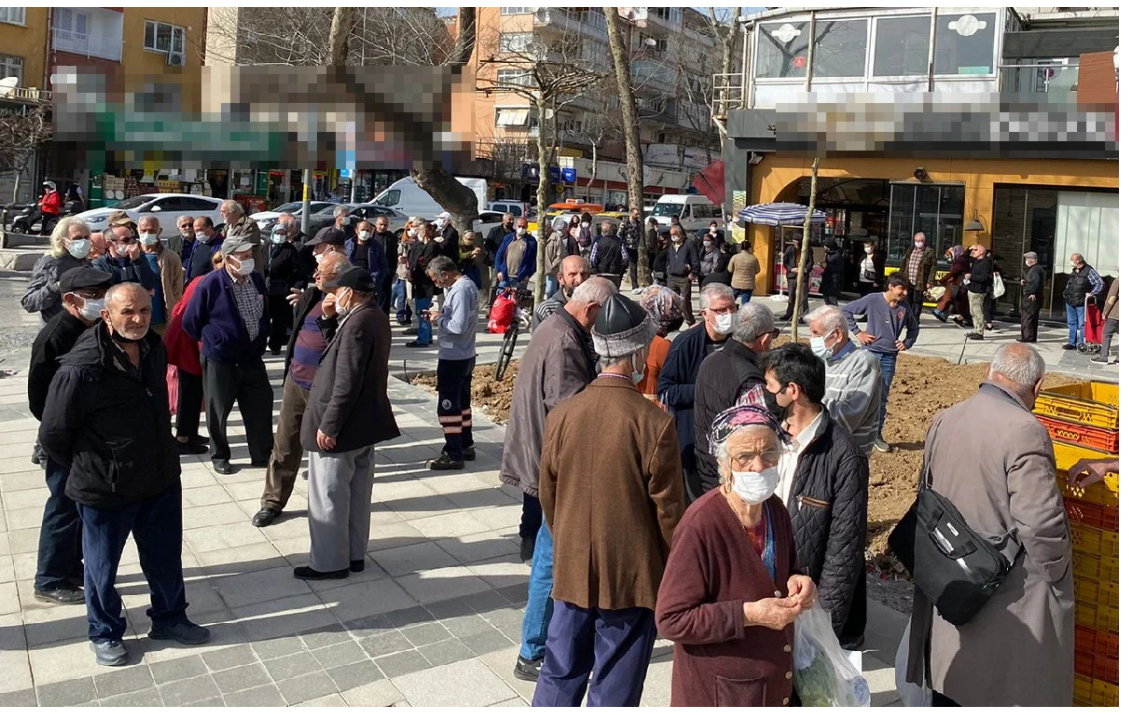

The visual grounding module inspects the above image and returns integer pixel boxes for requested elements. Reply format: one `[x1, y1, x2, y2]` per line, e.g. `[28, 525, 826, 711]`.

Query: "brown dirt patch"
[413, 352, 1076, 586]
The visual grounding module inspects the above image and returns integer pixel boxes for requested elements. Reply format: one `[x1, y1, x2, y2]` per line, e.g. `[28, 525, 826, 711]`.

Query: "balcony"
[631, 58, 675, 91]
[51, 8, 123, 62]
[1000, 62, 1081, 106]
[52, 29, 121, 62]
[534, 8, 608, 44]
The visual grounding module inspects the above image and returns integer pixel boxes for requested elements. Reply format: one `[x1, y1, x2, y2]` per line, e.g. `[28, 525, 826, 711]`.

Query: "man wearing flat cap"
[296, 266, 400, 580]
[534, 293, 685, 707]
[1019, 251, 1045, 344]
[182, 235, 273, 475]
[27, 267, 114, 604]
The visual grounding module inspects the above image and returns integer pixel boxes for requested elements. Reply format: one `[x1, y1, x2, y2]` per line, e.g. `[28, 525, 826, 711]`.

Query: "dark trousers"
[175, 370, 204, 439]
[683, 465, 704, 506]
[1100, 317, 1119, 360]
[626, 247, 640, 290]
[933, 692, 961, 707]
[519, 492, 542, 540]
[668, 275, 695, 326]
[532, 601, 657, 707]
[201, 355, 274, 463]
[599, 273, 622, 290]
[436, 357, 475, 460]
[380, 274, 393, 315]
[784, 275, 810, 319]
[823, 293, 840, 306]
[78, 486, 187, 643]
[261, 375, 309, 510]
[907, 286, 925, 320]
[1020, 297, 1040, 342]
[35, 458, 83, 591]
[266, 294, 291, 352]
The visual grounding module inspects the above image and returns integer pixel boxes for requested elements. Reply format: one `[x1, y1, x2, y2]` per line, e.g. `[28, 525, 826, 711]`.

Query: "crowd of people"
[17, 200, 1091, 707]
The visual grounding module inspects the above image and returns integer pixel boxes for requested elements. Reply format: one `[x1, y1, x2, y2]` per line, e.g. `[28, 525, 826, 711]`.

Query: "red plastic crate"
[1098, 630, 1119, 662]
[1077, 624, 1099, 654]
[1039, 415, 1120, 452]
[1064, 497, 1119, 532]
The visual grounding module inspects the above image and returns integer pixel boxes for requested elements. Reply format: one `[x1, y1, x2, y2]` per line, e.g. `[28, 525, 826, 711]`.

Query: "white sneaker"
[632, 288, 644, 295]
[874, 438, 892, 453]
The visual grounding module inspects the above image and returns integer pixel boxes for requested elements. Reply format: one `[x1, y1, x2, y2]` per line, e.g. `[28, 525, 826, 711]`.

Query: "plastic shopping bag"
[895, 621, 932, 707]
[992, 272, 1006, 299]
[926, 285, 947, 302]
[793, 603, 871, 707]
[487, 292, 516, 334]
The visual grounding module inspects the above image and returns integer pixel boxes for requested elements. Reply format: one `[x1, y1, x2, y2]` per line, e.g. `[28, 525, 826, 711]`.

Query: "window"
[653, 7, 682, 24]
[812, 20, 868, 78]
[873, 15, 931, 76]
[496, 69, 534, 88]
[495, 108, 531, 127]
[144, 20, 185, 54]
[0, 7, 25, 25]
[887, 183, 965, 261]
[756, 21, 809, 78]
[934, 13, 996, 76]
[374, 189, 401, 207]
[0, 55, 22, 85]
[500, 32, 533, 53]
[53, 8, 88, 37]
[500, 7, 528, 15]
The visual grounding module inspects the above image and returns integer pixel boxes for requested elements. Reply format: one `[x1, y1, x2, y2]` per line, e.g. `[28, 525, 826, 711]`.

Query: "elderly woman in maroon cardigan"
[656, 404, 818, 707]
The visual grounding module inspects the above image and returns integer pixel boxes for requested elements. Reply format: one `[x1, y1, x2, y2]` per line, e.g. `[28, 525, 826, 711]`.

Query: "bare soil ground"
[414, 353, 1076, 612]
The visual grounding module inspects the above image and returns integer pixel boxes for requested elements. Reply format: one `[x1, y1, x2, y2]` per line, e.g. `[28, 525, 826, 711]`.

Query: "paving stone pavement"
[0, 328, 911, 707]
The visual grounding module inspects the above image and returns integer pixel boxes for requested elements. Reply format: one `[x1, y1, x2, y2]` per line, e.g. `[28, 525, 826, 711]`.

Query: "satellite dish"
[0, 76, 18, 97]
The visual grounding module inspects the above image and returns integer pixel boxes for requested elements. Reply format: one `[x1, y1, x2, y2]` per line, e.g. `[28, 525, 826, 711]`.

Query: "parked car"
[304, 203, 411, 237]
[485, 199, 529, 219]
[76, 193, 224, 235]
[251, 201, 334, 232]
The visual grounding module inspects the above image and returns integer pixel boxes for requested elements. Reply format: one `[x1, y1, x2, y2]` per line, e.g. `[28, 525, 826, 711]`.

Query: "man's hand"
[1068, 457, 1119, 489]
[321, 294, 337, 317]
[742, 597, 803, 630]
[316, 429, 337, 451]
[857, 331, 877, 345]
[287, 287, 302, 307]
[427, 310, 440, 326]
[1028, 295, 1038, 302]
[786, 574, 818, 610]
[896, 340, 908, 352]
[127, 243, 141, 261]
[496, 272, 504, 283]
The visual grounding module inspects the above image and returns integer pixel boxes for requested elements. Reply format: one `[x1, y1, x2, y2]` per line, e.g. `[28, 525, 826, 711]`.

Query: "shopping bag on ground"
[487, 292, 516, 334]
[895, 621, 933, 707]
[992, 272, 1006, 299]
[793, 603, 871, 707]
[167, 365, 179, 416]
[926, 285, 946, 302]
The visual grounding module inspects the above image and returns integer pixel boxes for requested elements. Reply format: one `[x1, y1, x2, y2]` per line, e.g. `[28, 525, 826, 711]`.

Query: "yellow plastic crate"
[1076, 577, 1100, 606]
[1071, 524, 1105, 556]
[1097, 604, 1119, 634]
[1078, 601, 1099, 628]
[1074, 551, 1102, 581]
[1100, 554, 1119, 583]
[1037, 382, 1119, 429]
[1043, 381, 1119, 408]
[1093, 678, 1119, 706]
[1055, 444, 1120, 492]
[1075, 675, 1095, 705]
[1100, 581, 1118, 609]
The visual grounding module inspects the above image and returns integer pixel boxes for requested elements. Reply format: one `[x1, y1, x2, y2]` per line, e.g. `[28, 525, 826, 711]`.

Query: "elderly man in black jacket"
[27, 267, 113, 605]
[764, 343, 868, 649]
[1019, 251, 1045, 343]
[692, 302, 779, 500]
[297, 267, 401, 580]
[965, 244, 994, 340]
[39, 282, 210, 667]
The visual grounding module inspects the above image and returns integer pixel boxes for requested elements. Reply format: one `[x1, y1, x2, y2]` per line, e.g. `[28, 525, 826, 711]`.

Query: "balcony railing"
[0, 86, 52, 102]
[534, 8, 608, 42]
[999, 62, 1081, 105]
[52, 28, 122, 62]
[631, 58, 675, 89]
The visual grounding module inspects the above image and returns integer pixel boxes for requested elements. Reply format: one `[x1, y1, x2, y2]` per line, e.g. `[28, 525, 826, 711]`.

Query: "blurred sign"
[562, 167, 576, 183]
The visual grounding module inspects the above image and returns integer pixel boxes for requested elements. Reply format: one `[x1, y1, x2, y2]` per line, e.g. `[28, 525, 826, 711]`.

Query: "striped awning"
[737, 202, 826, 226]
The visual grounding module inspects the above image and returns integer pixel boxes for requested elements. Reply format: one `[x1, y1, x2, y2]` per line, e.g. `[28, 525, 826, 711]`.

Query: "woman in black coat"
[265, 227, 302, 354]
[820, 235, 844, 305]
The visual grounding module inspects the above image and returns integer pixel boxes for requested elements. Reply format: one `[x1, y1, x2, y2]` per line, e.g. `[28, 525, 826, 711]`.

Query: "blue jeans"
[519, 521, 554, 661]
[393, 279, 410, 323]
[734, 289, 753, 305]
[1066, 303, 1086, 346]
[414, 297, 433, 344]
[78, 486, 188, 643]
[545, 275, 560, 298]
[876, 352, 897, 436]
[35, 458, 83, 591]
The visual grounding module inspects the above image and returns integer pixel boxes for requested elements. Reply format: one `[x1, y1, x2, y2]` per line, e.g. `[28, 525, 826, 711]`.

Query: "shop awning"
[737, 202, 826, 226]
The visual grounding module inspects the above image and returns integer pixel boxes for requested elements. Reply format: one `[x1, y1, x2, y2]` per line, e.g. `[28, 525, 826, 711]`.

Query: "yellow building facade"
[0, 7, 50, 91]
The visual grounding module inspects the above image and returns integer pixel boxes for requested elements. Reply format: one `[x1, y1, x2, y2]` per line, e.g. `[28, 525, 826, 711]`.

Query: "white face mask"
[314, 252, 327, 265]
[810, 333, 833, 361]
[712, 311, 734, 335]
[407, 228, 417, 239]
[195, 231, 208, 241]
[333, 289, 351, 313]
[231, 257, 255, 276]
[731, 466, 780, 505]
[271, 231, 286, 244]
[71, 295, 104, 322]
[68, 239, 91, 259]
[139, 233, 158, 247]
[630, 350, 646, 386]
[581, 221, 590, 229]
[515, 227, 527, 237]
[914, 241, 925, 249]
[864, 246, 873, 255]
[358, 230, 371, 241]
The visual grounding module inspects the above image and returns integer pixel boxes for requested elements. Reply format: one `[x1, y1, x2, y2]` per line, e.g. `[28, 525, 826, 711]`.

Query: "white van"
[650, 194, 724, 233]
[370, 177, 487, 219]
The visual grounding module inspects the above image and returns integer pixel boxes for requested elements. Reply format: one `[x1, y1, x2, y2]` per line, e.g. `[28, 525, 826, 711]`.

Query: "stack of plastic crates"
[1034, 381, 1119, 707]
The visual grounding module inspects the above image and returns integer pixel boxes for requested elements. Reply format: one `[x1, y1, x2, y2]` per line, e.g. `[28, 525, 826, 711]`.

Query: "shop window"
[886, 183, 965, 262]
[873, 15, 931, 76]
[756, 21, 810, 78]
[934, 13, 996, 76]
[1055, 192, 1118, 275]
[0, 55, 23, 85]
[0, 8, 26, 26]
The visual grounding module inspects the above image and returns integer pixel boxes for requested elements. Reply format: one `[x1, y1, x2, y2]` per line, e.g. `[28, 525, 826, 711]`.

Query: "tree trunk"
[791, 158, 820, 341]
[324, 8, 356, 66]
[532, 99, 551, 306]
[604, 8, 644, 212]
[455, 7, 476, 66]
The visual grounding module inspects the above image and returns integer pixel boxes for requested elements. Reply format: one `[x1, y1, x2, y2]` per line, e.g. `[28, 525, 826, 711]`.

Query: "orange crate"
[1064, 497, 1119, 532]
[1078, 601, 1099, 628]
[1098, 630, 1118, 662]
[1100, 554, 1119, 583]
[1077, 577, 1100, 606]
[1074, 551, 1102, 581]
[1097, 653, 1119, 685]
[1097, 604, 1119, 634]
[1077, 624, 1099, 653]
[1039, 415, 1120, 452]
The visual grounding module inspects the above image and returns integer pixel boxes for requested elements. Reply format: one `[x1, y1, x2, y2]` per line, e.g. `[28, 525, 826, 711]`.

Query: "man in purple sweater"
[840, 271, 919, 453]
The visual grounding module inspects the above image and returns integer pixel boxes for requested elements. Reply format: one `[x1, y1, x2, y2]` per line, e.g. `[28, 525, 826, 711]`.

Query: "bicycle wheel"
[495, 323, 520, 381]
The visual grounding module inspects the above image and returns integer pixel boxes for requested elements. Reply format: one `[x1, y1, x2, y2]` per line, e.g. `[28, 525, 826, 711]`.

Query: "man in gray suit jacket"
[296, 266, 400, 580]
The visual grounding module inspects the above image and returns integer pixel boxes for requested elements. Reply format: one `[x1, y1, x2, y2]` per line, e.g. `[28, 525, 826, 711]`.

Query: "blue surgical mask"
[631, 350, 646, 386]
[810, 334, 833, 361]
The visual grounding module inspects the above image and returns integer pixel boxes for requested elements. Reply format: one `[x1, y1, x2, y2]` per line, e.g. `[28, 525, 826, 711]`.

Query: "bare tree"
[477, 18, 607, 303]
[604, 8, 644, 218]
[791, 158, 820, 341]
[0, 101, 52, 206]
[484, 133, 527, 198]
[707, 7, 744, 155]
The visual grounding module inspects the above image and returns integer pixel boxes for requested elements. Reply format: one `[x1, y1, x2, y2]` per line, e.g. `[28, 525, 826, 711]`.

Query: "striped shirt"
[289, 302, 326, 390]
[822, 342, 882, 455]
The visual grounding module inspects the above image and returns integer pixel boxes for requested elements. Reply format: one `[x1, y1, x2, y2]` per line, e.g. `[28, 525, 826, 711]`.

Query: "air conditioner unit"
[166, 51, 185, 67]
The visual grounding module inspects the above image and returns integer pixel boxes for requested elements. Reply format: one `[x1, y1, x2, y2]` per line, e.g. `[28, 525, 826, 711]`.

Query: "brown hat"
[108, 210, 136, 228]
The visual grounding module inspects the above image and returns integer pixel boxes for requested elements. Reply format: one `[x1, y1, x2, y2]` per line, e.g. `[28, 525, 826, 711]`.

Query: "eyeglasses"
[706, 305, 737, 315]
[729, 452, 777, 471]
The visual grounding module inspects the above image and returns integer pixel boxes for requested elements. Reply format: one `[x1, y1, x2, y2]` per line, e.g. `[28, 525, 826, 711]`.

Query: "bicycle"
[494, 287, 534, 381]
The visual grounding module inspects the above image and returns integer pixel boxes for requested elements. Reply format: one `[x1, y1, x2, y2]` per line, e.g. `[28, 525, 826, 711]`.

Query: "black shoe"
[520, 536, 536, 565]
[463, 446, 476, 462]
[188, 435, 209, 447]
[514, 655, 543, 682]
[1091, 356, 1110, 365]
[252, 508, 280, 527]
[405, 341, 430, 348]
[34, 586, 85, 604]
[270, 348, 281, 356]
[966, 333, 983, 341]
[149, 620, 211, 645]
[250, 459, 269, 468]
[177, 441, 208, 456]
[402, 327, 419, 335]
[301, 469, 309, 481]
[350, 560, 365, 573]
[293, 565, 349, 581]
[428, 453, 465, 470]
[212, 459, 234, 475]
[932, 309, 947, 323]
[1063, 343, 1077, 350]
[91, 640, 128, 667]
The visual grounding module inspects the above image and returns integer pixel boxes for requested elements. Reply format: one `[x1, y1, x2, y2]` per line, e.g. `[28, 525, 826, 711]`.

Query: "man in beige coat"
[906, 342, 1073, 706]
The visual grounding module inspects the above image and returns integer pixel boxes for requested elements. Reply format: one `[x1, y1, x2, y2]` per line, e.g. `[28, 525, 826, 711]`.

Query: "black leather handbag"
[888, 429, 1022, 626]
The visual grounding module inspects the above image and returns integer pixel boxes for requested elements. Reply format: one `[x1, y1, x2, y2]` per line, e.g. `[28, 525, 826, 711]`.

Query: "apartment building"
[720, 6, 1118, 312]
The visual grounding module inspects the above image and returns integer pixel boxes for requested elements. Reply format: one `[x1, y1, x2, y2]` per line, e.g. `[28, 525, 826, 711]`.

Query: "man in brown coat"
[533, 293, 685, 707]
[296, 266, 400, 580]
[906, 342, 1073, 706]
